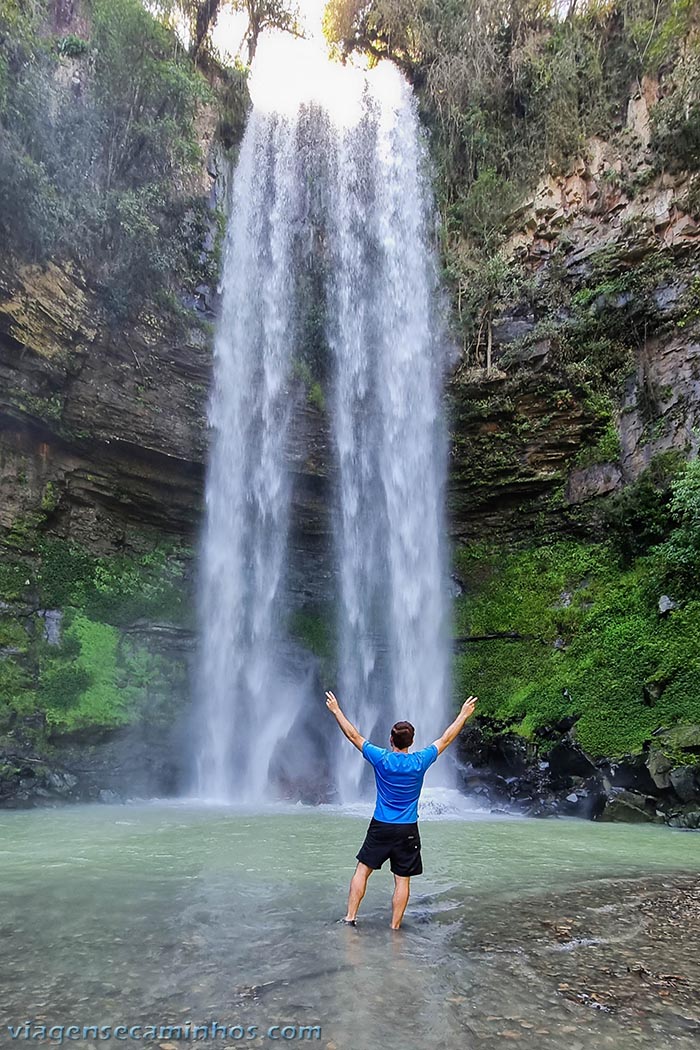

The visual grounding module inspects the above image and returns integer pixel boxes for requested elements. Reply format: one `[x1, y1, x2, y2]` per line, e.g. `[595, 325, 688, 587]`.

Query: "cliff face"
[447, 81, 700, 540]
[0, 244, 334, 806]
[0, 257, 209, 547]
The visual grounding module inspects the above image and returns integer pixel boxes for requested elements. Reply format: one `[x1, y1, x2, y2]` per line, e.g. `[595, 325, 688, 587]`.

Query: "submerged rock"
[666, 804, 700, 830]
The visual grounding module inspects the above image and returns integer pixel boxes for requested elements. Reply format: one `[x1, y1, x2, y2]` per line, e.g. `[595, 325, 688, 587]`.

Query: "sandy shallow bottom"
[0, 800, 698, 1049]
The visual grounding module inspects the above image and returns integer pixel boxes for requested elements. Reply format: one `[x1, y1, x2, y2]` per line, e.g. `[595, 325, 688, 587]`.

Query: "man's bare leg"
[344, 862, 373, 922]
[390, 874, 410, 929]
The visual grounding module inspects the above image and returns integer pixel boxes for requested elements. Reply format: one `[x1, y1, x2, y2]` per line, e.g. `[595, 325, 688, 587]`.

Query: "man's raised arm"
[432, 696, 478, 755]
[325, 690, 366, 751]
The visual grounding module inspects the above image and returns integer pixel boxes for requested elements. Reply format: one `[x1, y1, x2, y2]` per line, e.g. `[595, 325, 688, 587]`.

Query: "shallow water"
[1, 800, 699, 1049]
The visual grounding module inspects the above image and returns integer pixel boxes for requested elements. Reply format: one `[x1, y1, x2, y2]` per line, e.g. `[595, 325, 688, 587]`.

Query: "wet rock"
[457, 724, 536, 777]
[597, 789, 663, 824]
[666, 804, 700, 830]
[546, 739, 597, 783]
[525, 797, 560, 819]
[98, 789, 121, 804]
[46, 770, 78, 795]
[566, 462, 622, 503]
[459, 771, 512, 804]
[642, 680, 663, 706]
[38, 609, 63, 645]
[556, 778, 607, 819]
[646, 747, 674, 790]
[491, 316, 535, 346]
[598, 754, 660, 796]
[670, 765, 700, 804]
[652, 282, 685, 315]
[656, 724, 700, 754]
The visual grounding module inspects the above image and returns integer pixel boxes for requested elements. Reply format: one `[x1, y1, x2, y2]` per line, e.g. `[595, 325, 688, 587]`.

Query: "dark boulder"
[670, 764, 700, 804]
[597, 789, 664, 824]
[546, 739, 597, 783]
[666, 804, 700, 830]
[598, 755, 660, 796]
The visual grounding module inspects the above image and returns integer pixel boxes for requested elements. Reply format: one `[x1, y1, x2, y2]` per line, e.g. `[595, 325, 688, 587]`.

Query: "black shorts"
[356, 817, 423, 877]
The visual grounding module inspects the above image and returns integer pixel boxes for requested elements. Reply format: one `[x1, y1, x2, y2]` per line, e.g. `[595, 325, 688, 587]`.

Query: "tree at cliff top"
[0, 0, 217, 321]
[153, 0, 302, 63]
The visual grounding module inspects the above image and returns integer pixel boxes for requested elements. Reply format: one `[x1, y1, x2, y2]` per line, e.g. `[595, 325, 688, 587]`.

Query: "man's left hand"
[325, 690, 340, 714]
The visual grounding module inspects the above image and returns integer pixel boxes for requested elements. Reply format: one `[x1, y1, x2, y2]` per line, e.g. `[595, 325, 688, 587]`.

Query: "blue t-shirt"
[361, 741, 439, 823]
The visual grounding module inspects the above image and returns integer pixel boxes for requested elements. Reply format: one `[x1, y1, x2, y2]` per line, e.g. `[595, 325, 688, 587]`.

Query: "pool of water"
[1, 799, 698, 1049]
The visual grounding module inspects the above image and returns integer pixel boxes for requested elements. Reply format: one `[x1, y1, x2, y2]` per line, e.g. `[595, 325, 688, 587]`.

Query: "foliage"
[453, 533, 700, 758]
[41, 615, 130, 730]
[56, 34, 89, 57]
[574, 418, 621, 468]
[324, 1, 700, 357]
[36, 539, 189, 625]
[656, 458, 700, 591]
[603, 451, 684, 561]
[0, 533, 192, 732]
[153, 0, 301, 63]
[0, 0, 216, 321]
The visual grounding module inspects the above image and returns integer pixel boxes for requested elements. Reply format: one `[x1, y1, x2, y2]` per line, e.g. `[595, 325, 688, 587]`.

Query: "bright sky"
[211, 0, 328, 63]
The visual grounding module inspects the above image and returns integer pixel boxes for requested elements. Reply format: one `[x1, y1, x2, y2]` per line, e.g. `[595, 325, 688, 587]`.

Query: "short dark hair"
[391, 721, 415, 750]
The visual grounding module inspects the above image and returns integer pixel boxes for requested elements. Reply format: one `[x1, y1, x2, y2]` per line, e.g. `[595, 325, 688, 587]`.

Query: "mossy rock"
[655, 724, 700, 753]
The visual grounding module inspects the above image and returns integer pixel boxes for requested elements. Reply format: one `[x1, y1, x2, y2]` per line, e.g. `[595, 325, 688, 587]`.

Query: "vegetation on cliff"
[324, 0, 700, 358]
[0, 535, 192, 739]
[0, 0, 228, 321]
[454, 455, 700, 757]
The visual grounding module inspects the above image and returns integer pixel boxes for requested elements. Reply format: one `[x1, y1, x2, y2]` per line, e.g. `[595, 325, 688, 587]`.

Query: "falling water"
[326, 69, 450, 799]
[194, 40, 450, 803]
[194, 104, 306, 802]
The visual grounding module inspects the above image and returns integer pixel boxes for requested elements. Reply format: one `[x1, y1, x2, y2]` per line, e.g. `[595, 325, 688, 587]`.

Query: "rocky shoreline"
[456, 720, 700, 830]
[2, 715, 699, 829]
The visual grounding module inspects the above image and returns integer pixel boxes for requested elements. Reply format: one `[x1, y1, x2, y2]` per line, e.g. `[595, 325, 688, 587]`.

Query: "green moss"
[453, 539, 700, 758]
[308, 381, 325, 412]
[4, 511, 46, 551]
[575, 419, 621, 468]
[0, 656, 33, 714]
[288, 607, 336, 676]
[0, 557, 30, 601]
[0, 618, 28, 650]
[36, 539, 189, 625]
[40, 481, 58, 513]
[42, 615, 130, 730]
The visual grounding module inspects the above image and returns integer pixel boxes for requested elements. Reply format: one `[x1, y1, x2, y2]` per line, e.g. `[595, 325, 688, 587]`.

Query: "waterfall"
[193, 41, 450, 804]
[326, 70, 450, 799]
[194, 106, 305, 802]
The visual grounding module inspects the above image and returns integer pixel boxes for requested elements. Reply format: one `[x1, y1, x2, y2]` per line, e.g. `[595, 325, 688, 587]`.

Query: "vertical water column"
[327, 68, 451, 799]
[194, 107, 305, 803]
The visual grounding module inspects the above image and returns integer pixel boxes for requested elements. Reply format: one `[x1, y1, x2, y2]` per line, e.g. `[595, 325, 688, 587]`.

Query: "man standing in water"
[325, 690, 478, 929]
